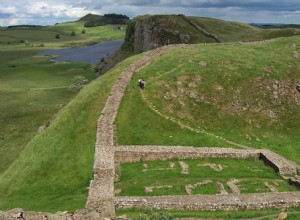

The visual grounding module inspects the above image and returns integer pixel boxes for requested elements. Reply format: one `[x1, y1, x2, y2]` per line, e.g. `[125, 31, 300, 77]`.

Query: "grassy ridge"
[117, 36, 300, 165]
[190, 16, 300, 42]
[0, 54, 142, 212]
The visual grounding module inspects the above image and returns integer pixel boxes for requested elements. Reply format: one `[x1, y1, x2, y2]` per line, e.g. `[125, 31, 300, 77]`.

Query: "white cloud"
[0, 0, 300, 26]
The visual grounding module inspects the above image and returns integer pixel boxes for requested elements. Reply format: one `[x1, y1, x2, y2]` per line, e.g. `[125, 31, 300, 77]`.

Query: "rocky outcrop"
[126, 15, 221, 53]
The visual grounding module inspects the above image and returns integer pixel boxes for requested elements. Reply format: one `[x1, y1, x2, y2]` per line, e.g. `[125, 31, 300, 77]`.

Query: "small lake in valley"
[38, 39, 123, 64]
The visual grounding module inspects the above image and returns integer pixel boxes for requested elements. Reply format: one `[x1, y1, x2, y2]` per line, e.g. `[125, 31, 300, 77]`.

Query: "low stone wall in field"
[115, 146, 297, 176]
[115, 192, 300, 211]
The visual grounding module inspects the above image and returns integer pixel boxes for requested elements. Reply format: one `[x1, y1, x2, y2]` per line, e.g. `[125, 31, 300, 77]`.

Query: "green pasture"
[0, 21, 125, 48]
[115, 158, 298, 196]
[0, 52, 95, 174]
[0, 53, 143, 211]
[117, 36, 300, 165]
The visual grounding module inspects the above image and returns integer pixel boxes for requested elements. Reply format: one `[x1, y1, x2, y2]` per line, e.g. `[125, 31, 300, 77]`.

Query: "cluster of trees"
[81, 13, 129, 27]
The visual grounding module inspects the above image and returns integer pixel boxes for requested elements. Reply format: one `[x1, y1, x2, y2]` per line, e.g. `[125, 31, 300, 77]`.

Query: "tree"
[69, 75, 88, 91]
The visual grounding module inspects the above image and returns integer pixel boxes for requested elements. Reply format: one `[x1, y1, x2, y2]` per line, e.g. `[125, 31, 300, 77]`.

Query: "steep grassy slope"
[116, 36, 300, 165]
[0, 52, 94, 174]
[0, 54, 142, 212]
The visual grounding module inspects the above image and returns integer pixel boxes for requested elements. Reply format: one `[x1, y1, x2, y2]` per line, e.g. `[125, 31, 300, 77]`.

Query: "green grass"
[190, 16, 300, 42]
[0, 21, 125, 49]
[0, 54, 143, 212]
[117, 36, 300, 165]
[115, 158, 298, 196]
[117, 207, 300, 219]
[0, 18, 126, 174]
[0, 53, 95, 174]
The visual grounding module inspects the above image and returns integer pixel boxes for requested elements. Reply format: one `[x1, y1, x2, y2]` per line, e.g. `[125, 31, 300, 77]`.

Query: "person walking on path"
[138, 79, 145, 89]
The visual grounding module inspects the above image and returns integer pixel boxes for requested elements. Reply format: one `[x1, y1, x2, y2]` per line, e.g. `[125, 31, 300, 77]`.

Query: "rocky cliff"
[124, 15, 222, 53]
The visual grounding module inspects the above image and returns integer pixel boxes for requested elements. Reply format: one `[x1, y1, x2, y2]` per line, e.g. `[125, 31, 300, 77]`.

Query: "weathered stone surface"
[115, 146, 261, 163]
[115, 192, 300, 211]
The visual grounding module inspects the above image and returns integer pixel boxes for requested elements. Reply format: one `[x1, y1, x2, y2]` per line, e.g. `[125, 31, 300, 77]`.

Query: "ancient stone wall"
[115, 192, 300, 211]
[85, 46, 175, 219]
[115, 146, 297, 176]
[115, 146, 261, 163]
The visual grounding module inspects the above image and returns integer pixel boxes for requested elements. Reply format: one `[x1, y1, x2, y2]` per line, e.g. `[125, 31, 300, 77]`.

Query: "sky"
[0, 0, 300, 26]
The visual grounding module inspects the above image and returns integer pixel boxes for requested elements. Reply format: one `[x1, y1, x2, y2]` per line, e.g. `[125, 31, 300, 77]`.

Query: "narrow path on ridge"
[141, 88, 251, 149]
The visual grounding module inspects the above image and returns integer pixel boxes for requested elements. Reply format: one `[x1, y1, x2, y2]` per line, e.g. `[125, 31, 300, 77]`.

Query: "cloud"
[0, 0, 300, 26]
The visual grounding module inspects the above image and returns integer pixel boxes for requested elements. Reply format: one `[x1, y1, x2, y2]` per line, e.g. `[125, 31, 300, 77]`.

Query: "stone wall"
[115, 146, 261, 163]
[85, 46, 175, 219]
[115, 146, 297, 176]
[115, 192, 300, 211]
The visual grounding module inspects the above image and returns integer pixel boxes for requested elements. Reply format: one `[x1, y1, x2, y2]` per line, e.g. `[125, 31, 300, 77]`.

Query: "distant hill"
[79, 13, 130, 27]
[250, 23, 300, 29]
[123, 14, 300, 53]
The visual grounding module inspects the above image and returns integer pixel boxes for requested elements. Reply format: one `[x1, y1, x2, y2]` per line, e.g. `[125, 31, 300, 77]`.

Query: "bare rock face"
[133, 16, 188, 53]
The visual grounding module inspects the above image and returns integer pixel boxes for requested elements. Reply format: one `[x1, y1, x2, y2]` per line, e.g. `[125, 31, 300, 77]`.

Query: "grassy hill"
[1, 35, 299, 215]
[0, 54, 143, 211]
[117, 36, 300, 165]
[190, 16, 300, 42]
[1, 14, 300, 218]
[0, 17, 126, 174]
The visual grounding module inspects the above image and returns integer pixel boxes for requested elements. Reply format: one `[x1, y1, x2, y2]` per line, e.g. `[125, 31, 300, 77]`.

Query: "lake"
[38, 39, 123, 64]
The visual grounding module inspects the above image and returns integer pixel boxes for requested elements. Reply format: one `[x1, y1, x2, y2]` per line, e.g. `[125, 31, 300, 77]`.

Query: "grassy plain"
[0, 21, 125, 48]
[116, 36, 300, 165]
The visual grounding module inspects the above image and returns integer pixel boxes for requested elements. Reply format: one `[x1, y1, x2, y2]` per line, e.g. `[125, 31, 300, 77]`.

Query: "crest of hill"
[79, 13, 130, 27]
[123, 14, 300, 53]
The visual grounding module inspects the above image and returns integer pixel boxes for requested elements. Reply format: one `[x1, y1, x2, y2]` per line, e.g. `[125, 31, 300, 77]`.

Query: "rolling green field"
[0, 15, 300, 218]
[0, 20, 126, 174]
[117, 36, 300, 165]
[116, 158, 298, 197]
[0, 53, 143, 211]
[0, 19, 127, 211]
[0, 21, 125, 48]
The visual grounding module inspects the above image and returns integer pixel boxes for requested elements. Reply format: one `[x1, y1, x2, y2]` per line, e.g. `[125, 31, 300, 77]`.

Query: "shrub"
[81, 29, 86, 34]
[55, 33, 60, 39]
[71, 31, 76, 36]
[69, 75, 88, 91]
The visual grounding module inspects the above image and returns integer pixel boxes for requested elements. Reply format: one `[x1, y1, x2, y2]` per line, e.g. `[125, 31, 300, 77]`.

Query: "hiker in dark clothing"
[138, 79, 145, 89]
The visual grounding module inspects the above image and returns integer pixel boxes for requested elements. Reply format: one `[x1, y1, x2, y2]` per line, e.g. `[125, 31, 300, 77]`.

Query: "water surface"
[38, 40, 123, 64]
